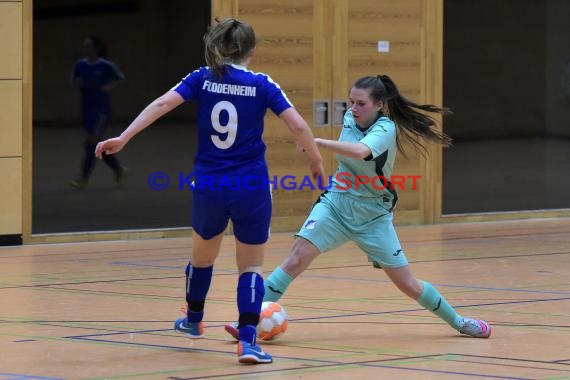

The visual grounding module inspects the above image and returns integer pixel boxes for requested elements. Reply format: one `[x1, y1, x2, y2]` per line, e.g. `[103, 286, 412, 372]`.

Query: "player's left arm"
[101, 61, 126, 92]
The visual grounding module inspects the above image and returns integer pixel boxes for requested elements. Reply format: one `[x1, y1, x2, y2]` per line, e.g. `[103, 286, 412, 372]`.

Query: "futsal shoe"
[174, 317, 204, 338]
[224, 322, 240, 341]
[459, 318, 492, 338]
[237, 341, 273, 364]
[70, 178, 88, 190]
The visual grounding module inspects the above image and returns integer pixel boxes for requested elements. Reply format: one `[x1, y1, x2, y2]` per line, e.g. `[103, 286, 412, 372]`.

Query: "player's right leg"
[230, 186, 274, 364]
[265, 192, 349, 302]
[264, 237, 320, 301]
[234, 241, 272, 364]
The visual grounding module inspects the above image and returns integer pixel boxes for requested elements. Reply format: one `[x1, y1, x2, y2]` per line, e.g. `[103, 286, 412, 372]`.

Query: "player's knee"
[396, 278, 423, 299]
[282, 253, 302, 274]
[282, 242, 314, 276]
[239, 266, 262, 275]
[191, 256, 216, 267]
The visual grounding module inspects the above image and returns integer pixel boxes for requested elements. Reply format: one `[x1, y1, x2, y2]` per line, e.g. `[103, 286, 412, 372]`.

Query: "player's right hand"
[95, 136, 127, 159]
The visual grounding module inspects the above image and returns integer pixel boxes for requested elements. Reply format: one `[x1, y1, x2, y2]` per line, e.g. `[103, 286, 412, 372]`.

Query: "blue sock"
[237, 272, 264, 345]
[416, 281, 463, 330]
[264, 266, 293, 302]
[185, 262, 213, 323]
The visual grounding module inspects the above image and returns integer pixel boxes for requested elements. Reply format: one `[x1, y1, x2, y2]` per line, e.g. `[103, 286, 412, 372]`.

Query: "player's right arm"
[95, 90, 184, 158]
[279, 108, 326, 181]
[96, 68, 203, 158]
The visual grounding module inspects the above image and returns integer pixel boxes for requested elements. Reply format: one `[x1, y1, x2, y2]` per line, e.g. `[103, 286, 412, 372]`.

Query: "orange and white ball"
[257, 301, 289, 341]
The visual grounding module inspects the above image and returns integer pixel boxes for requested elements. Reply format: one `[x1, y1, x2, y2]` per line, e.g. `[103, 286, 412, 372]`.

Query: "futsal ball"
[257, 301, 289, 341]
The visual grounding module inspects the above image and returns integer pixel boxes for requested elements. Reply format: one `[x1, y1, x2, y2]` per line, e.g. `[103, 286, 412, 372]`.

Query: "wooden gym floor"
[1, 218, 569, 379]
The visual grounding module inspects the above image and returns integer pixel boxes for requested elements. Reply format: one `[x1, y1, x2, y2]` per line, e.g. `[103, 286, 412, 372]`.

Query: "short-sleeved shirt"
[72, 58, 124, 111]
[330, 109, 398, 211]
[173, 64, 293, 185]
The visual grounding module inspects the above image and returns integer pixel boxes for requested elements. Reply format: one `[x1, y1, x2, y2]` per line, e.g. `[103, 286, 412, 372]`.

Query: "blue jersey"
[72, 58, 125, 112]
[173, 64, 293, 185]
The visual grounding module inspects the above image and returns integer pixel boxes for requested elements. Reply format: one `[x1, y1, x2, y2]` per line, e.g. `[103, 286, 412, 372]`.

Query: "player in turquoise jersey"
[96, 18, 325, 364]
[226, 75, 491, 340]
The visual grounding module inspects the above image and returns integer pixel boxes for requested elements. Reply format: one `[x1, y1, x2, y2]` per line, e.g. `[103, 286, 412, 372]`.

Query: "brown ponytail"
[353, 75, 452, 156]
[204, 18, 256, 78]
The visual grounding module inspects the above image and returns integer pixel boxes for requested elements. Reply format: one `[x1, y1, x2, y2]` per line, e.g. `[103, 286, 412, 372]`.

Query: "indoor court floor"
[1, 218, 569, 379]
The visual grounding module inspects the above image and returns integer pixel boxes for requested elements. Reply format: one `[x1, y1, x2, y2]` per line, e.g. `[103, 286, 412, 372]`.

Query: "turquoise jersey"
[330, 109, 398, 211]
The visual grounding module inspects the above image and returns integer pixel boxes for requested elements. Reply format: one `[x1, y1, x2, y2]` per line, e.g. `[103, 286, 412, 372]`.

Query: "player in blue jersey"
[71, 36, 126, 189]
[225, 75, 492, 340]
[95, 19, 325, 364]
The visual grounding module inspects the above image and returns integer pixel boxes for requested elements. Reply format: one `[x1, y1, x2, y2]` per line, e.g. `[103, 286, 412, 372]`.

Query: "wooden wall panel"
[233, 0, 318, 231]
[0, 158, 22, 234]
[211, 0, 238, 20]
[342, 0, 428, 224]
[0, 2, 22, 78]
[220, 0, 432, 229]
[0, 0, 23, 239]
[423, 0, 444, 223]
[21, 0, 32, 240]
[0, 80, 22, 157]
[346, 0, 422, 98]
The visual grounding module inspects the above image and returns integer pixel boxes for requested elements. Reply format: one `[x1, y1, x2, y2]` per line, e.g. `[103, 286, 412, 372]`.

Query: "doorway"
[442, 0, 570, 214]
[32, 0, 209, 233]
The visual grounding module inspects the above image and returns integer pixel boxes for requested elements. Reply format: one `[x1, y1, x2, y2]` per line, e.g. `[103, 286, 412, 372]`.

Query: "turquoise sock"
[264, 266, 293, 302]
[416, 281, 463, 330]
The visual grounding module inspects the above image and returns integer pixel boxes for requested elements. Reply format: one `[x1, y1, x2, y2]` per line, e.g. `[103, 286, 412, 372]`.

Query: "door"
[333, 0, 443, 224]
[212, 0, 335, 231]
[211, 0, 443, 229]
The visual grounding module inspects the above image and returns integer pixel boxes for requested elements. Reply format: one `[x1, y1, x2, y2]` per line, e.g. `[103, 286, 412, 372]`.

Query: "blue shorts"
[82, 106, 109, 136]
[296, 191, 408, 268]
[191, 186, 272, 244]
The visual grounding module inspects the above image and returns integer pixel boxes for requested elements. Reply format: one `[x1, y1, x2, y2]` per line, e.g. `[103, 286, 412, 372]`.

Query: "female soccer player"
[95, 19, 325, 364]
[71, 36, 126, 189]
[226, 75, 491, 340]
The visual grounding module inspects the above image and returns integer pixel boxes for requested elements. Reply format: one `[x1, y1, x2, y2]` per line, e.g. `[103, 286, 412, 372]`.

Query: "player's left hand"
[309, 160, 327, 184]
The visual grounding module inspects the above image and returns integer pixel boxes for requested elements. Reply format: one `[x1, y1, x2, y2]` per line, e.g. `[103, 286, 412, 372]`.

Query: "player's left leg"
[174, 230, 223, 338]
[175, 188, 229, 338]
[356, 211, 491, 338]
[383, 266, 491, 338]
